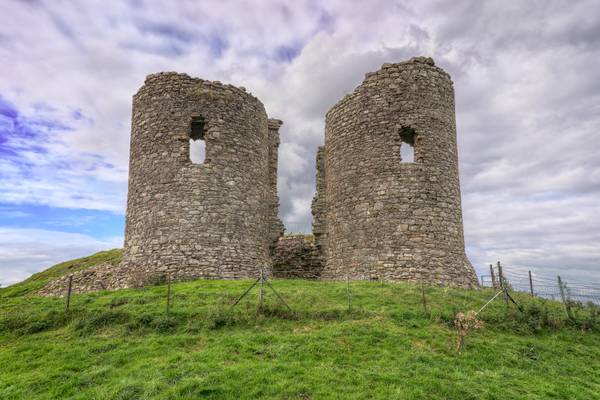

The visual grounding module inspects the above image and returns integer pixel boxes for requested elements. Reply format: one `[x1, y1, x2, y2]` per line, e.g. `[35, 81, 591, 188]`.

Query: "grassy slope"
[1, 256, 600, 399]
[0, 249, 122, 298]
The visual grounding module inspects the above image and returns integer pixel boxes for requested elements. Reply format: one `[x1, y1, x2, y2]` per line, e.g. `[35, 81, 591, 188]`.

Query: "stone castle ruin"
[123, 73, 284, 281]
[312, 57, 478, 287]
[39, 56, 478, 296]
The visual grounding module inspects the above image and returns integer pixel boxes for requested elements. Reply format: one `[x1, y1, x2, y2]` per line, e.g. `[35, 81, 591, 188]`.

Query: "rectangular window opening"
[190, 116, 206, 164]
[399, 126, 416, 163]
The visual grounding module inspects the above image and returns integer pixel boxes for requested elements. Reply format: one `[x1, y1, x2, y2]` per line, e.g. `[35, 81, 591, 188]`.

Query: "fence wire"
[480, 264, 600, 305]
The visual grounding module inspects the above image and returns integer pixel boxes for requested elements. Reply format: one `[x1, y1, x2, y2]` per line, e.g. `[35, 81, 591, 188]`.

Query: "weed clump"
[109, 297, 130, 308]
[455, 311, 484, 352]
[151, 315, 179, 333]
[74, 310, 130, 335]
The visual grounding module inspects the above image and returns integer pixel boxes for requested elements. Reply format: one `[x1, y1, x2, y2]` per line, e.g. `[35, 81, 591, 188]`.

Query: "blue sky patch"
[0, 203, 124, 239]
[137, 21, 195, 43]
[0, 96, 18, 119]
[275, 44, 302, 62]
[206, 33, 228, 57]
[317, 10, 335, 33]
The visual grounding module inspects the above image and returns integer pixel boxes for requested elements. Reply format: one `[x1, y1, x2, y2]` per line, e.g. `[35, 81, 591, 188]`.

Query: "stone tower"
[312, 57, 478, 288]
[123, 72, 283, 280]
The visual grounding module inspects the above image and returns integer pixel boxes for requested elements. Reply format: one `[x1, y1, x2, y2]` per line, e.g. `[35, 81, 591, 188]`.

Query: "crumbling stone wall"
[271, 235, 323, 279]
[311, 146, 328, 261]
[268, 119, 285, 244]
[312, 57, 478, 288]
[38, 233, 324, 296]
[37, 263, 128, 296]
[123, 72, 283, 281]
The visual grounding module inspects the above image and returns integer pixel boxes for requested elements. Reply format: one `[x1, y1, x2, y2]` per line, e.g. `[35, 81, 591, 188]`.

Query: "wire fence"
[3, 261, 600, 348]
[479, 262, 600, 305]
[3, 261, 600, 331]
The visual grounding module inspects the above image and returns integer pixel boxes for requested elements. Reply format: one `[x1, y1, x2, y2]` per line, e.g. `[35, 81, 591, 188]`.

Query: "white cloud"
[0, 228, 122, 286]
[0, 0, 599, 284]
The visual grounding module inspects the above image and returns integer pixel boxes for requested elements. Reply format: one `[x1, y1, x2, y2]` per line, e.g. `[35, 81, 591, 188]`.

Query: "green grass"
[1, 254, 599, 399]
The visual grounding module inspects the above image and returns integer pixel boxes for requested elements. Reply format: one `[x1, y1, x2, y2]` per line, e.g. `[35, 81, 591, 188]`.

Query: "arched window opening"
[399, 126, 416, 163]
[190, 116, 206, 164]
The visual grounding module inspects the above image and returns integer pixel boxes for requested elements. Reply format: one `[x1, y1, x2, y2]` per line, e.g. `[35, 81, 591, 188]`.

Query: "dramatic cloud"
[0, 0, 598, 285]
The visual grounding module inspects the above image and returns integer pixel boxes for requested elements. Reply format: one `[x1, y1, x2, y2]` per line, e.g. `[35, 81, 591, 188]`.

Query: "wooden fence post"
[347, 275, 352, 312]
[558, 276, 574, 321]
[498, 261, 509, 309]
[259, 268, 265, 312]
[497, 261, 503, 288]
[166, 271, 172, 314]
[421, 283, 429, 316]
[528, 270, 534, 297]
[490, 264, 497, 288]
[65, 275, 73, 311]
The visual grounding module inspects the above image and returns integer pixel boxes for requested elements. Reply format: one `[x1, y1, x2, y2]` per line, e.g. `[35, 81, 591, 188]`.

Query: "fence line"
[480, 263, 600, 305]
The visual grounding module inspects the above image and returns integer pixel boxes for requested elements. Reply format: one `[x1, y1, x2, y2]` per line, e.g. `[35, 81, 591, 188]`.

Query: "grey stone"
[312, 57, 478, 288]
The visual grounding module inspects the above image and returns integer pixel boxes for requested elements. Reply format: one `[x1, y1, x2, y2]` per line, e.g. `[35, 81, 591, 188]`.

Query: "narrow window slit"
[190, 116, 206, 164]
[399, 126, 416, 163]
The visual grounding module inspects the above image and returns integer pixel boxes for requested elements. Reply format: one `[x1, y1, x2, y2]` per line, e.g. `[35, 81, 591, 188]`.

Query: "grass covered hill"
[1, 251, 600, 399]
[0, 249, 122, 298]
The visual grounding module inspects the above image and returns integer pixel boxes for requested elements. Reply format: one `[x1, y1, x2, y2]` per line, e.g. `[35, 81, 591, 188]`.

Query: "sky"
[0, 0, 599, 286]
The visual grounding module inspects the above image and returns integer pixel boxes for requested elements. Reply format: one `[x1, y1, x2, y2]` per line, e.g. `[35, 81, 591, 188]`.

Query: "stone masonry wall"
[313, 57, 478, 288]
[123, 72, 283, 281]
[311, 146, 328, 260]
[268, 119, 285, 245]
[39, 234, 324, 297]
[271, 235, 323, 279]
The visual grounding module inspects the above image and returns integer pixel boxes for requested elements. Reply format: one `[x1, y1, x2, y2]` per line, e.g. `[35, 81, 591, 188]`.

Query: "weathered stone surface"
[37, 263, 129, 296]
[268, 119, 285, 244]
[271, 235, 323, 279]
[312, 56, 479, 288]
[122, 72, 284, 281]
[311, 147, 328, 262]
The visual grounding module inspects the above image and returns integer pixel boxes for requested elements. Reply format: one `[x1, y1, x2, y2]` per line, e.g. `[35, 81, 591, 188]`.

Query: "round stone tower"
[312, 57, 478, 288]
[123, 72, 282, 281]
